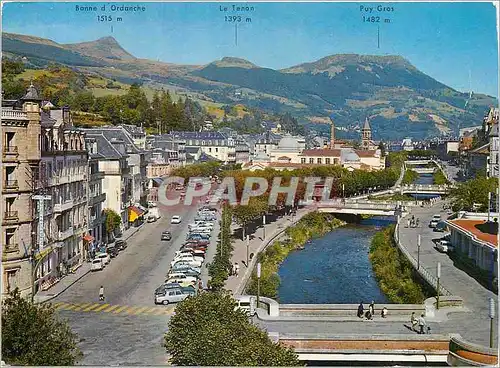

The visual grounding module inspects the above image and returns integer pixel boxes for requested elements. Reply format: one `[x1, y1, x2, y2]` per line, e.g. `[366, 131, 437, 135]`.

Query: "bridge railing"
[393, 220, 452, 296]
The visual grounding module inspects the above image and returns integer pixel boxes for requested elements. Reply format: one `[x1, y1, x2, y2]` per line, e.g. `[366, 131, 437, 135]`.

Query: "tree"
[2, 289, 81, 365]
[164, 291, 301, 366]
[450, 177, 499, 212]
[104, 208, 121, 237]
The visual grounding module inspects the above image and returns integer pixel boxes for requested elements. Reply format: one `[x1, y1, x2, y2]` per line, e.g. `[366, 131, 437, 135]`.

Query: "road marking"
[103, 305, 120, 313]
[152, 308, 166, 315]
[132, 306, 149, 315]
[113, 305, 128, 314]
[55, 302, 70, 310]
[93, 303, 110, 312]
[52, 301, 65, 308]
[82, 303, 101, 312]
[123, 306, 139, 315]
[142, 307, 160, 315]
[64, 304, 79, 311]
[72, 303, 91, 311]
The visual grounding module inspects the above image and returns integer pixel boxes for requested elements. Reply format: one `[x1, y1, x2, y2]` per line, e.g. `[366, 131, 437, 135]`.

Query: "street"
[51, 200, 215, 365]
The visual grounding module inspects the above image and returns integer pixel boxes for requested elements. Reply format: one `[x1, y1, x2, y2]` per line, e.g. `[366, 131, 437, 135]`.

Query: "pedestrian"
[406, 218, 410, 228]
[357, 302, 364, 318]
[99, 285, 105, 301]
[411, 312, 418, 331]
[418, 314, 426, 334]
[416, 218, 420, 227]
[234, 262, 240, 276]
[369, 301, 375, 319]
[381, 307, 388, 318]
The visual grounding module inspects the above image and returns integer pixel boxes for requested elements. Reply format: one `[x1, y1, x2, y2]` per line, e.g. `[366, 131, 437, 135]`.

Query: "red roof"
[449, 219, 498, 248]
[301, 149, 341, 157]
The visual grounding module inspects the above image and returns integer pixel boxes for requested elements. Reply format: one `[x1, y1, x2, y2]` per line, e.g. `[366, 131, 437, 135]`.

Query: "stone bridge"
[315, 200, 406, 216]
[397, 184, 452, 195]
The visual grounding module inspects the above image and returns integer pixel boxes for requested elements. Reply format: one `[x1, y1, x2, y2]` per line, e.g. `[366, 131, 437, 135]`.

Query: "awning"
[129, 206, 145, 222]
[83, 234, 94, 242]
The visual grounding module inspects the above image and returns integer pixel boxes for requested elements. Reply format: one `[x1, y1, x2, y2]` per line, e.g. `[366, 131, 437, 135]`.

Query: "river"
[277, 217, 394, 304]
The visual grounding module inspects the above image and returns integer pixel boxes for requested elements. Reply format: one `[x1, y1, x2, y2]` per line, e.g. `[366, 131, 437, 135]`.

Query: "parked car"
[171, 215, 182, 224]
[154, 286, 189, 305]
[173, 252, 204, 264]
[181, 245, 208, 253]
[434, 221, 448, 232]
[184, 239, 210, 246]
[96, 252, 111, 266]
[181, 285, 197, 297]
[147, 214, 157, 223]
[187, 233, 210, 241]
[161, 231, 172, 241]
[429, 215, 441, 228]
[115, 239, 127, 251]
[168, 267, 201, 278]
[171, 256, 202, 268]
[437, 240, 454, 253]
[171, 263, 201, 274]
[106, 244, 119, 258]
[166, 274, 198, 287]
[192, 250, 206, 259]
[91, 258, 104, 271]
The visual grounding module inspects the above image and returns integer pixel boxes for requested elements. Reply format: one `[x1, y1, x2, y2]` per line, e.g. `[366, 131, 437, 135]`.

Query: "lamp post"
[488, 192, 491, 222]
[489, 297, 495, 348]
[436, 262, 441, 309]
[417, 234, 421, 270]
[262, 214, 266, 241]
[257, 262, 261, 309]
[246, 234, 250, 268]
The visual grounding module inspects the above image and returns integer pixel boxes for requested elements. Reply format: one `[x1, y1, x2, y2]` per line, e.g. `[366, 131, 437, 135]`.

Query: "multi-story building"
[121, 124, 146, 150]
[489, 121, 499, 178]
[85, 132, 132, 235]
[170, 131, 235, 163]
[1, 85, 42, 298]
[36, 106, 88, 289]
[147, 134, 186, 166]
[85, 136, 106, 247]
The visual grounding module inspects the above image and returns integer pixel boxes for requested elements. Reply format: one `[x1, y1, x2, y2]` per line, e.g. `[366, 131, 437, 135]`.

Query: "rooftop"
[301, 149, 342, 157]
[448, 219, 498, 248]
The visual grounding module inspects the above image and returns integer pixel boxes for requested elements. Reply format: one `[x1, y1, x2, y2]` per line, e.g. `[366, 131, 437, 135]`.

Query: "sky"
[2, 1, 499, 97]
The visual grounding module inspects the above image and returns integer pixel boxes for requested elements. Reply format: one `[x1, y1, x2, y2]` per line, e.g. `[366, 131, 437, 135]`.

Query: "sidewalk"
[225, 206, 315, 296]
[34, 223, 147, 304]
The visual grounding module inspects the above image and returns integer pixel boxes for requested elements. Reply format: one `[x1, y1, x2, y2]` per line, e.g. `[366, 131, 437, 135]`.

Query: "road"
[52, 199, 217, 365]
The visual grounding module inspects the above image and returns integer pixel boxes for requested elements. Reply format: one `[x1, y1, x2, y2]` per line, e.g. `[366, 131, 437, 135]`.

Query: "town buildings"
[1, 85, 42, 297]
[170, 131, 235, 163]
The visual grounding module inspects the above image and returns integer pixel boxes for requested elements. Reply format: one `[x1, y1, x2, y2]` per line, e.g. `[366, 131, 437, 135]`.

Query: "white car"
[171, 215, 182, 224]
[173, 252, 204, 264]
[90, 258, 104, 271]
[96, 252, 110, 266]
[147, 215, 157, 223]
[429, 215, 441, 228]
[171, 256, 202, 268]
[166, 274, 198, 287]
[437, 240, 454, 253]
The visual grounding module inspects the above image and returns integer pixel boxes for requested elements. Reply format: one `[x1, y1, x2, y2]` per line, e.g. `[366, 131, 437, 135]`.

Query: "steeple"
[361, 117, 372, 150]
[329, 117, 335, 149]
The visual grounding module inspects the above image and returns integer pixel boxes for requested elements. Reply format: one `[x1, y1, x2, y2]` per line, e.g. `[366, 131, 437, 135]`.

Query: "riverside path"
[398, 202, 498, 347]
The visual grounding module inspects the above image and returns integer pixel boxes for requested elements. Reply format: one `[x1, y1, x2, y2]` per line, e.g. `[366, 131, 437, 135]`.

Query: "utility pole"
[417, 234, 421, 270]
[31, 194, 52, 303]
[262, 214, 266, 241]
[488, 192, 491, 222]
[246, 234, 249, 268]
[489, 297, 495, 348]
[257, 262, 261, 309]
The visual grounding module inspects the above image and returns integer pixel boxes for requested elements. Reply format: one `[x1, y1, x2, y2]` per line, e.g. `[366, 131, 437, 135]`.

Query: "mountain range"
[2, 32, 497, 140]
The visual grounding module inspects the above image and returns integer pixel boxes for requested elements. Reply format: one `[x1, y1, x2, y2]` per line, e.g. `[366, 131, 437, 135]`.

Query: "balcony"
[90, 171, 104, 182]
[3, 210, 19, 223]
[57, 227, 74, 241]
[3, 180, 19, 191]
[3, 146, 19, 161]
[54, 199, 74, 213]
[89, 192, 106, 205]
[2, 110, 28, 120]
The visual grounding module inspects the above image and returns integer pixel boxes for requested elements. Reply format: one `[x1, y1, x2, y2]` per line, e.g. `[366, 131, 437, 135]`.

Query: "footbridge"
[315, 200, 407, 216]
[397, 184, 452, 195]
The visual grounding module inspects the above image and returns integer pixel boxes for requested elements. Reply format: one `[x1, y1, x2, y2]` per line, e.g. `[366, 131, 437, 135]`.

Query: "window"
[309, 158, 314, 164]
[301, 158, 306, 164]
[326, 158, 331, 164]
[317, 158, 322, 164]
[209, 148, 212, 153]
[5, 197, 15, 214]
[5, 132, 15, 150]
[5, 269, 18, 293]
[5, 228, 15, 248]
[334, 158, 339, 165]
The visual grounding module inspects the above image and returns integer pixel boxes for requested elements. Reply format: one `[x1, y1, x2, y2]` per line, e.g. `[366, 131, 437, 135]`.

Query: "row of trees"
[450, 176, 499, 212]
[208, 205, 233, 290]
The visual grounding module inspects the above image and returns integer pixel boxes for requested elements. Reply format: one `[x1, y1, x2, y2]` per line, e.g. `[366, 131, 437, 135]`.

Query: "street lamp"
[489, 297, 495, 348]
[246, 234, 250, 268]
[436, 262, 441, 309]
[257, 262, 261, 309]
[417, 234, 421, 270]
[262, 214, 266, 241]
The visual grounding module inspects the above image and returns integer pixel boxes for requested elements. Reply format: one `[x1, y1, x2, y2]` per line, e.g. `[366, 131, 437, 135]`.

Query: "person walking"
[357, 302, 364, 318]
[381, 307, 388, 318]
[234, 262, 240, 277]
[99, 285, 105, 301]
[418, 314, 426, 334]
[368, 301, 375, 319]
[411, 312, 418, 331]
